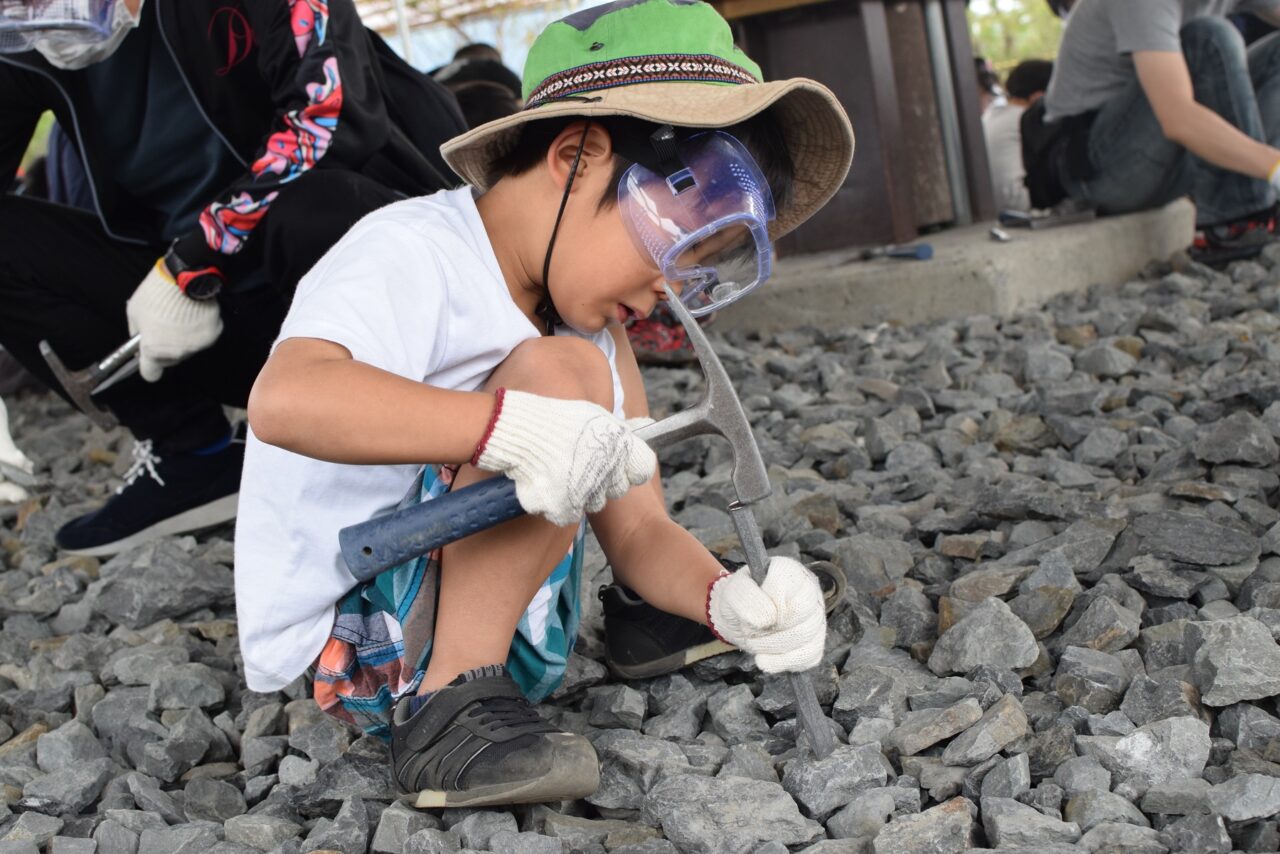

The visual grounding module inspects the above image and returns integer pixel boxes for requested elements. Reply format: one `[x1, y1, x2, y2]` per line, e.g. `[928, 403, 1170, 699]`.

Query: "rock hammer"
[39, 334, 141, 431]
[338, 284, 838, 757]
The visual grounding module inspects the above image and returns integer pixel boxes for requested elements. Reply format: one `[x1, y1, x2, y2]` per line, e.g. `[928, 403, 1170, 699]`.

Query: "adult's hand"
[125, 259, 223, 382]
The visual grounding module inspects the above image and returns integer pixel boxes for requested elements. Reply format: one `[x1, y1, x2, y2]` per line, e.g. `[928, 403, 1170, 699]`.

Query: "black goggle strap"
[537, 121, 592, 334]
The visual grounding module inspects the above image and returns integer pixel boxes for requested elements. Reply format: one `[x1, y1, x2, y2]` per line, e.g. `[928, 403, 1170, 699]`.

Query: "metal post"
[923, 0, 971, 226]
[393, 0, 414, 64]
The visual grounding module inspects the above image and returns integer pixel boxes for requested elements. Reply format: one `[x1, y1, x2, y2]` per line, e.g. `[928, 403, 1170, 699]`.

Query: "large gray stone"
[927, 597, 1038, 676]
[1207, 773, 1280, 822]
[1076, 822, 1169, 853]
[981, 797, 1081, 847]
[886, 699, 983, 756]
[371, 802, 439, 853]
[871, 797, 974, 854]
[1053, 647, 1131, 714]
[148, 664, 226, 711]
[642, 774, 822, 853]
[1130, 511, 1259, 567]
[1059, 597, 1141, 653]
[1194, 411, 1279, 465]
[22, 756, 113, 814]
[183, 777, 246, 822]
[1185, 616, 1280, 706]
[35, 720, 106, 773]
[780, 743, 889, 820]
[223, 815, 303, 851]
[941, 694, 1028, 766]
[87, 540, 234, 628]
[301, 797, 368, 854]
[1163, 814, 1231, 854]
[1076, 717, 1210, 797]
[1063, 789, 1149, 833]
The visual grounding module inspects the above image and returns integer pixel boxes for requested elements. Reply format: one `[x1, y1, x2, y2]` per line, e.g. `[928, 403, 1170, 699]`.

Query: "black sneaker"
[54, 433, 243, 557]
[390, 670, 599, 809]
[1192, 210, 1278, 265]
[600, 560, 847, 680]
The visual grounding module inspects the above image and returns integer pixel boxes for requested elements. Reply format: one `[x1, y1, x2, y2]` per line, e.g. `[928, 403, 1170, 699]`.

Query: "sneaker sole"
[408, 734, 601, 809]
[61, 492, 240, 558]
[608, 637, 737, 680]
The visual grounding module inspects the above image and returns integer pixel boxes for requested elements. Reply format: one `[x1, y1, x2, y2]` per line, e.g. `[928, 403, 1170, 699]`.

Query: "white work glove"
[0, 395, 32, 504]
[126, 260, 223, 382]
[708, 556, 827, 673]
[472, 388, 657, 526]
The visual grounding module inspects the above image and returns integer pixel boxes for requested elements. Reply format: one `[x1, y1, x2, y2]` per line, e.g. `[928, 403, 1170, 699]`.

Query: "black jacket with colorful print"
[0, 0, 465, 271]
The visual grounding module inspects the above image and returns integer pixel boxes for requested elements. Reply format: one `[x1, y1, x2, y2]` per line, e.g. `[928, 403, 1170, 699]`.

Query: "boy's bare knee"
[491, 337, 614, 410]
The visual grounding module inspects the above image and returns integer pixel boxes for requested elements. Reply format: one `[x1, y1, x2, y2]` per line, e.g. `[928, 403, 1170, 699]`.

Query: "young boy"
[235, 0, 854, 809]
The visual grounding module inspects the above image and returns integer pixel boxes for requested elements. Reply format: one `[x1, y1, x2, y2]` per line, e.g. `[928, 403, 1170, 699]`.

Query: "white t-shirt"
[982, 102, 1030, 212]
[234, 187, 625, 692]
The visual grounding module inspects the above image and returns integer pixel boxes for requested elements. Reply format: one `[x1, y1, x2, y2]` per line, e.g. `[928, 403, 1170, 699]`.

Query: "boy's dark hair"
[489, 110, 794, 214]
[452, 80, 522, 129]
[1005, 60, 1053, 100]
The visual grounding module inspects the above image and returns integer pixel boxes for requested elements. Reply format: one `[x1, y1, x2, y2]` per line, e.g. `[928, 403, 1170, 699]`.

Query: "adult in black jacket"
[0, 0, 466, 556]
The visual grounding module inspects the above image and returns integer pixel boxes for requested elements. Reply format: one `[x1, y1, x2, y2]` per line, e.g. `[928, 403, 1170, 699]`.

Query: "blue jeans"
[1066, 19, 1280, 226]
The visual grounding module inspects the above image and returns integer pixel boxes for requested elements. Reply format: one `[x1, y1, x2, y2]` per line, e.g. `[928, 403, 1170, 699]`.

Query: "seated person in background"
[1034, 0, 1280, 255]
[449, 80, 522, 129]
[983, 59, 1053, 211]
[432, 42, 523, 129]
[975, 56, 1005, 114]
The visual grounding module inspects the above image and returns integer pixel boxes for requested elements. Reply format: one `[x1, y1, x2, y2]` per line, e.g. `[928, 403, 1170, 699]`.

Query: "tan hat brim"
[441, 78, 855, 241]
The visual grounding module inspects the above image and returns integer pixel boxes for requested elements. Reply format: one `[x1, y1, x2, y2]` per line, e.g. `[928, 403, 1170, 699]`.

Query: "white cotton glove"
[708, 556, 827, 673]
[472, 389, 657, 526]
[126, 260, 223, 382]
[0, 396, 31, 504]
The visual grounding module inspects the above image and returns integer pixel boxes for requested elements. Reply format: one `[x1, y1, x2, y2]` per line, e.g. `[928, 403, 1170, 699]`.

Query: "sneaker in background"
[54, 429, 244, 556]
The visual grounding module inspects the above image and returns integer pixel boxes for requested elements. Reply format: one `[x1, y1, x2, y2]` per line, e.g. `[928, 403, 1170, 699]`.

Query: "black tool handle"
[339, 476, 524, 581]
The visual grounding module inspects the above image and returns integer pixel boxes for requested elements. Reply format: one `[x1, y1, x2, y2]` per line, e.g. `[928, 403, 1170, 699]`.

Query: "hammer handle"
[339, 476, 523, 582]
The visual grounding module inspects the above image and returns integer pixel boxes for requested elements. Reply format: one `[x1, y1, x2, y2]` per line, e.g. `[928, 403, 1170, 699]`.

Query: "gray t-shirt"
[1045, 0, 1273, 120]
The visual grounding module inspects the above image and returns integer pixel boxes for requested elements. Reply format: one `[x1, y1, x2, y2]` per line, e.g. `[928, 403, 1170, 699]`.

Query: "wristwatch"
[163, 247, 224, 301]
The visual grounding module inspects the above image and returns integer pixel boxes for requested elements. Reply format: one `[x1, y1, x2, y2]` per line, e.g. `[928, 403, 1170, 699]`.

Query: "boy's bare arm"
[248, 337, 494, 465]
[589, 327, 725, 624]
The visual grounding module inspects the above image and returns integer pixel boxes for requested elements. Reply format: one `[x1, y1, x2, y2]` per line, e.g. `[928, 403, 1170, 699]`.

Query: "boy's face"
[538, 124, 681, 334]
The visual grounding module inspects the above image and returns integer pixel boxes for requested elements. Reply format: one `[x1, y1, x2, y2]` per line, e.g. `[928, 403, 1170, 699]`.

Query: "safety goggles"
[618, 130, 775, 318]
[0, 0, 114, 53]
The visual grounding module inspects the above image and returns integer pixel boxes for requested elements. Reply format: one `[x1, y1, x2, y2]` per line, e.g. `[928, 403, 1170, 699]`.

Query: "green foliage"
[968, 0, 1063, 73]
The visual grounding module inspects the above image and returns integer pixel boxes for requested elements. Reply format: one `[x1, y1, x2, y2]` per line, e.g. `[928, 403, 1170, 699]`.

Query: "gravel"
[10, 255, 1280, 849]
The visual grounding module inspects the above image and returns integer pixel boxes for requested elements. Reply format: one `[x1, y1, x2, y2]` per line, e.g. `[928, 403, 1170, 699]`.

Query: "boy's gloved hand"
[126, 260, 223, 382]
[708, 556, 827, 673]
[472, 388, 657, 526]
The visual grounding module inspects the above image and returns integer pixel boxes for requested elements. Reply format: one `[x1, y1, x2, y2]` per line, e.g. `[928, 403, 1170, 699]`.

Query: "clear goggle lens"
[0, 0, 114, 53]
[619, 131, 775, 318]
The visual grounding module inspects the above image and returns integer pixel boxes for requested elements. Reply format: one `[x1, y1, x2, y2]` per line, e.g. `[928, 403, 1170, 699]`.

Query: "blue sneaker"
[55, 432, 243, 557]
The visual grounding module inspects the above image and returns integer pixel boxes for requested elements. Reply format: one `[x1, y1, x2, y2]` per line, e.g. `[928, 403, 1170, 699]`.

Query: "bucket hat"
[440, 0, 855, 241]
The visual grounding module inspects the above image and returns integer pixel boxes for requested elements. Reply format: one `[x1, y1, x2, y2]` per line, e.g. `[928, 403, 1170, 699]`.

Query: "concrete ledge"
[718, 198, 1196, 333]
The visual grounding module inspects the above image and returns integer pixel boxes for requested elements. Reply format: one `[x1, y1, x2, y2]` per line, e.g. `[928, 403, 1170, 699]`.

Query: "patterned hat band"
[526, 53, 760, 108]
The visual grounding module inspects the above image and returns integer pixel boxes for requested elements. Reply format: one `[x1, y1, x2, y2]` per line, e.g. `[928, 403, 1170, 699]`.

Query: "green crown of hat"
[440, 0, 855, 241]
[521, 0, 762, 106]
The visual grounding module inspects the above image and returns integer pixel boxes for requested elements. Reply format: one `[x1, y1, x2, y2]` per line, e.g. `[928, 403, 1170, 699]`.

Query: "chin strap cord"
[537, 122, 592, 335]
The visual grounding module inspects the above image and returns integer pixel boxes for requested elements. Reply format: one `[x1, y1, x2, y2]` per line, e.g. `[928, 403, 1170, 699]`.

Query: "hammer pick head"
[38, 340, 119, 431]
[659, 286, 771, 505]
